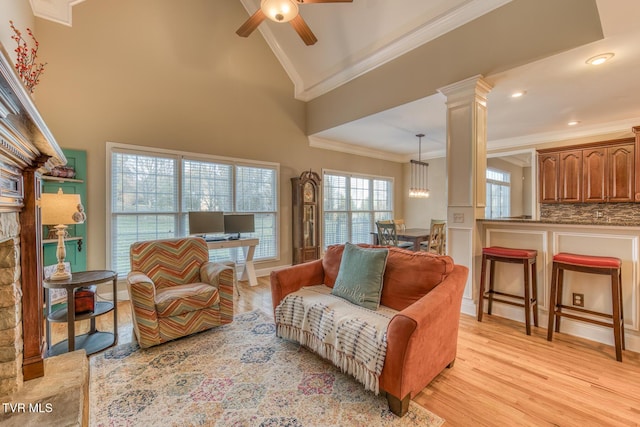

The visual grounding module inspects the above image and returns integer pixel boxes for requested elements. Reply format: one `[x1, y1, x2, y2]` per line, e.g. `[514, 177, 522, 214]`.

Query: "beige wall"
[33, 0, 403, 271]
[0, 0, 36, 63]
[404, 156, 447, 229]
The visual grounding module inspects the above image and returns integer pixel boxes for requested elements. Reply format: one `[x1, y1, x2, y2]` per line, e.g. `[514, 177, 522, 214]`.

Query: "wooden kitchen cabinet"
[539, 153, 559, 203]
[539, 136, 636, 204]
[633, 126, 640, 201]
[558, 150, 582, 202]
[583, 147, 607, 202]
[608, 144, 634, 202]
[583, 144, 634, 202]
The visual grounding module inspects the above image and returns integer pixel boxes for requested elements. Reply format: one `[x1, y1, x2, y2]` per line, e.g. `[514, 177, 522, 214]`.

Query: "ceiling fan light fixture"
[261, 0, 299, 23]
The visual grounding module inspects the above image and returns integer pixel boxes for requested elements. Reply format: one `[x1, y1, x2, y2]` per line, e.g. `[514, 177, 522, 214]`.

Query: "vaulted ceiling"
[31, 0, 640, 161]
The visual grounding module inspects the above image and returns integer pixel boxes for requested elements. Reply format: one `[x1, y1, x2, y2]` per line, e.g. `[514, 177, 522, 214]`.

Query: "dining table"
[372, 227, 430, 251]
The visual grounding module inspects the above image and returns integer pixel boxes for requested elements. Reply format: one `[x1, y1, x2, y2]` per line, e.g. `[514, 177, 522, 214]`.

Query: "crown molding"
[308, 136, 407, 163]
[297, 0, 511, 101]
[312, 117, 640, 164]
[488, 117, 640, 151]
[239, 0, 511, 101]
[29, 0, 86, 27]
[309, 135, 447, 163]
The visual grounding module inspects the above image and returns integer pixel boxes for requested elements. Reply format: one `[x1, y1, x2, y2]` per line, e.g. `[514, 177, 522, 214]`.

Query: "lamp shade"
[41, 188, 86, 225]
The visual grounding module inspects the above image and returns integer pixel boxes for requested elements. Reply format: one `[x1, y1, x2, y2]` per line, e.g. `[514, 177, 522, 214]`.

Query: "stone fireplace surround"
[0, 217, 22, 397]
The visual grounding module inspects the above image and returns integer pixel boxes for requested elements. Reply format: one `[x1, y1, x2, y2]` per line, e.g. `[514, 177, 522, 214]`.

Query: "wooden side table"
[43, 270, 118, 356]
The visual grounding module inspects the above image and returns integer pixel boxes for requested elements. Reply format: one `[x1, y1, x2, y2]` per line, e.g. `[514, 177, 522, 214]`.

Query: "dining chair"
[421, 219, 447, 255]
[376, 221, 413, 249]
[393, 219, 406, 233]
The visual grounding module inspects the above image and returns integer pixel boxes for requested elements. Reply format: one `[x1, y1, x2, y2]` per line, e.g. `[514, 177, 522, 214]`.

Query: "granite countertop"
[478, 217, 640, 227]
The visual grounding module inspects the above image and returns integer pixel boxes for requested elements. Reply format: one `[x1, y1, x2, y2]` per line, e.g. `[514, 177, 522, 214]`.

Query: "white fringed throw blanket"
[275, 285, 397, 394]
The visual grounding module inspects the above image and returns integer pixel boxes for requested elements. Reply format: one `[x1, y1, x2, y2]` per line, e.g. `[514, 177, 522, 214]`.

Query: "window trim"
[321, 168, 395, 248]
[106, 142, 280, 272]
[485, 167, 511, 219]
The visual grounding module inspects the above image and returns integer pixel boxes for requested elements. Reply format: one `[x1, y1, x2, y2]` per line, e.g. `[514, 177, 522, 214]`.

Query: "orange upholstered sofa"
[270, 244, 468, 416]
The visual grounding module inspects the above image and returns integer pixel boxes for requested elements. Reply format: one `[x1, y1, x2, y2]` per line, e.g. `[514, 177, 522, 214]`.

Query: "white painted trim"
[29, 0, 86, 27]
[488, 117, 640, 150]
[308, 136, 407, 163]
[461, 299, 476, 317]
[552, 231, 639, 331]
[240, 0, 512, 101]
[485, 228, 548, 309]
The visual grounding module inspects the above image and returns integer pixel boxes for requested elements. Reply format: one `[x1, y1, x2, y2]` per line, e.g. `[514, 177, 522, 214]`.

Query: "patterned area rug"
[90, 310, 444, 427]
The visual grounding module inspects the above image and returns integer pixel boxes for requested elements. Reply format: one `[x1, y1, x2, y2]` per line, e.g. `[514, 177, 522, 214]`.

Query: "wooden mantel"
[0, 44, 65, 381]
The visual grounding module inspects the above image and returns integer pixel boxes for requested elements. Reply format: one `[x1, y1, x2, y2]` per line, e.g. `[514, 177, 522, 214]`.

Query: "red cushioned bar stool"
[547, 253, 625, 362]
[477, 246, 538, 335]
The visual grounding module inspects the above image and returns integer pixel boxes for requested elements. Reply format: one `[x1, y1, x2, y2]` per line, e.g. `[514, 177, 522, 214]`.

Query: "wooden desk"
[372, 228, 430, 251]
[206, 238, 259, 286]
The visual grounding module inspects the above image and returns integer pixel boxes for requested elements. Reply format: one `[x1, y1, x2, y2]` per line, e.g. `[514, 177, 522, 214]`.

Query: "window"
[323, 170, 393, 248]
[485, 168, 510, 218]
[109, 144, 278, 274]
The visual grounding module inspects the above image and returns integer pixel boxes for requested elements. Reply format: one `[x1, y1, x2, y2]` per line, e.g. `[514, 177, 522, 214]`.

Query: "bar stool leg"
[611, 270, 623, 362]
[531, 259, 539, 327]
[523, 259, 531, 335]
[487, 259, 496, 315]
[477, 254, 487, 322]
[619, 269, 625, 351]
[547, 262, 559, 341]
[555, 266, 564, 333]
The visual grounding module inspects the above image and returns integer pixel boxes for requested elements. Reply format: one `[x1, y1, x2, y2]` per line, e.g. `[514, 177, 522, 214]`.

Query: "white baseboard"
[472, 300, 640, 353]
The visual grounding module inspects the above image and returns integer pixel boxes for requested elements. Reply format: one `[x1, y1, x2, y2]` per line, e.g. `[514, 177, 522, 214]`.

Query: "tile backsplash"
[540, 203, 640, 224]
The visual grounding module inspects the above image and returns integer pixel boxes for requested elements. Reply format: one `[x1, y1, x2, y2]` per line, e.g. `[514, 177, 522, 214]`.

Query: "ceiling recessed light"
[511, 91, 526, 98]
[568, 121, 580, 126]
[586, 53, 614, 65]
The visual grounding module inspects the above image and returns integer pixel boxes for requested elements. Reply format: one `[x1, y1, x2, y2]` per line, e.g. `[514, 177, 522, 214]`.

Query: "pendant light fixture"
[409, 133, 430, 198]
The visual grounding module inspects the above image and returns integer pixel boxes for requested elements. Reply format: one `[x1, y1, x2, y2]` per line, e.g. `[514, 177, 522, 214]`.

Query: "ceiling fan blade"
[297, 0, 353, 3]
[236, 9, 267, 37]
[290, 15, 318, 45]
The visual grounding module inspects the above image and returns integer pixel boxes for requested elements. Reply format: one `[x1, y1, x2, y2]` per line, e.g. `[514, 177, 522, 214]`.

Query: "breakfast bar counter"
[476, 218, 640, 354]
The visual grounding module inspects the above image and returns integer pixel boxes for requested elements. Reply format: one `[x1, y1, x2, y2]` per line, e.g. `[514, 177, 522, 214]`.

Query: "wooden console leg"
[387, 393, 410, 417]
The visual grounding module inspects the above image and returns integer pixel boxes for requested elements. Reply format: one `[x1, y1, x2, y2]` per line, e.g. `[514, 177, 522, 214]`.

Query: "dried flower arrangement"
[9, 20, 46, 93]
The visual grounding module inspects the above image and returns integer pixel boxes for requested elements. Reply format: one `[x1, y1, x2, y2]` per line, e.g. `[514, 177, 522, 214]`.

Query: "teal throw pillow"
[331, 242, 389, 310]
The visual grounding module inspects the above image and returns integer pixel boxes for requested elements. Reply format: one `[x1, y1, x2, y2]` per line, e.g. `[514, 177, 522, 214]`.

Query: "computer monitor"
[224, 214, 255, 239]
[188, 211, 224, 236]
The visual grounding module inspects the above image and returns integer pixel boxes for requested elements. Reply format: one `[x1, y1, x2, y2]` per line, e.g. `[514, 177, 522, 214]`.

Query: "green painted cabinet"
[42, 149, 87, 273]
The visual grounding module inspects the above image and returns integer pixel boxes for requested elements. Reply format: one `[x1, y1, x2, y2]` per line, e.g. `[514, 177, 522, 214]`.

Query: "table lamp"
[41, 188, 86, 280]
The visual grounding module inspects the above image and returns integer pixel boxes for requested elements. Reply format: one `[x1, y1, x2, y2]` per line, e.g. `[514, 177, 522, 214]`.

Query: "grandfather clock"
[291, 170, 321, 264]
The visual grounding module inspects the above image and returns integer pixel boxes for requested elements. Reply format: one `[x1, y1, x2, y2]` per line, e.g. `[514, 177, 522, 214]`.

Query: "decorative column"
[438, 75, 492, 315]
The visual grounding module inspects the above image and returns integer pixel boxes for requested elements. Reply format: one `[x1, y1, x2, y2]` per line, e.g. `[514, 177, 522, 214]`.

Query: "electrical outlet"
[572, 293, 584, 307]
[453, 213, 464, 223]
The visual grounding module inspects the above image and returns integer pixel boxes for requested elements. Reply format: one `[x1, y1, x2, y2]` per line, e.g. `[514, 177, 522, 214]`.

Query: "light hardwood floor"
[52, 277, 640, 426]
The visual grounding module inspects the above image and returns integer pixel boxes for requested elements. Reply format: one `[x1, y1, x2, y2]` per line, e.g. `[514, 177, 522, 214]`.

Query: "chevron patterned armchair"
[127, 237, 235, 348]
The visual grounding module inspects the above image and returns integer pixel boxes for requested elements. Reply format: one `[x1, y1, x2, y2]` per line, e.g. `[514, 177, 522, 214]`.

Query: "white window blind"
[323, 171, 393, 248]
[109, 145, 279, 275]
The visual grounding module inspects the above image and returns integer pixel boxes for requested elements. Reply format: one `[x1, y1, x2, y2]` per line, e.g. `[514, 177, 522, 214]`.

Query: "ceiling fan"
[236, 0, 353, 46]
